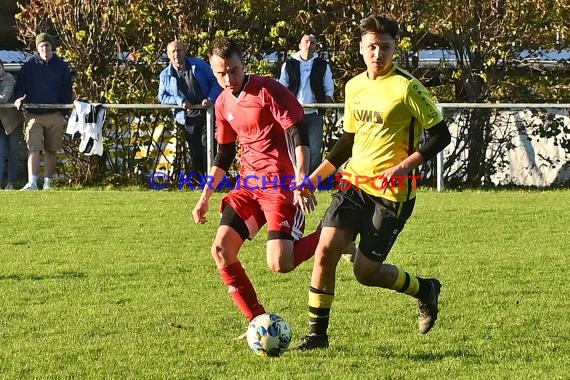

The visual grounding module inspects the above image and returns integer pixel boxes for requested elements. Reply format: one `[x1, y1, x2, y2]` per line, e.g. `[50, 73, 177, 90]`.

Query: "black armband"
[212, 142, 236, 172]
[287, 119, 309, 147]
[327, 132, 355, 168]
[418, 121, 451, 161]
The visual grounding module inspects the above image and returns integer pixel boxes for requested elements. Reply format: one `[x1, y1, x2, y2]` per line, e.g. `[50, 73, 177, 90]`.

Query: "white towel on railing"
[66, 100, 106, 156]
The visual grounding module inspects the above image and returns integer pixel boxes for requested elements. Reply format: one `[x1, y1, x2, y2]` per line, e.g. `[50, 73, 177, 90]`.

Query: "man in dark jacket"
[15, 32, 73, 191]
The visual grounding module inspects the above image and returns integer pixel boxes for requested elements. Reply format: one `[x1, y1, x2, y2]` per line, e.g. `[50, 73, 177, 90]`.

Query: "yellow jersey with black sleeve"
[342, 64, 443, 202]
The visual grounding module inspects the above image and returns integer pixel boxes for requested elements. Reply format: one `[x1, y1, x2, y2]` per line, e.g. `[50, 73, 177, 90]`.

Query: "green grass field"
[0, 189, 568, 379]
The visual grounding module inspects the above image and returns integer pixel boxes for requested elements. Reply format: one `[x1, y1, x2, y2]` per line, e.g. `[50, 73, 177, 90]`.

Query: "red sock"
[292, 229, 321, 268]
[219, 262, 265, 321]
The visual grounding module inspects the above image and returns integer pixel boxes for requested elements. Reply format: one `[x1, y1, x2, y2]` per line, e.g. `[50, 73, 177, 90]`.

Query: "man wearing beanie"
[35, 33, 52, 47]
[14, 32, 73, 190]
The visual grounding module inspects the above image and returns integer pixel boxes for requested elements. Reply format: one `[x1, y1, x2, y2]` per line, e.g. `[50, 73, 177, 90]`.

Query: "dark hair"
[359, 14, 399, 39]
[210, 37, 243, 61]
[301, 31, 318, 39]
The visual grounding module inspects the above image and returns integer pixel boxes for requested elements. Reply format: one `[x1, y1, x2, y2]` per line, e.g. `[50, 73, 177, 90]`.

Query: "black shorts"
[322, 188, 416, 262]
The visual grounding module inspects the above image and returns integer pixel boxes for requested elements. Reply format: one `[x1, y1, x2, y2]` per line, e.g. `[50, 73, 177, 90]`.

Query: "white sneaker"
[20, 182, 38, 191]
[43, 180, 52, 190]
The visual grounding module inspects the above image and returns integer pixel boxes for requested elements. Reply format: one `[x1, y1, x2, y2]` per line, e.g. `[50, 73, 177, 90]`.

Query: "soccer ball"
[246, 313, 292, 357]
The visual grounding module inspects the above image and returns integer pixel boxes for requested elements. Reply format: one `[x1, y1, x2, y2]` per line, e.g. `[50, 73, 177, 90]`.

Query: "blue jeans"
[0, 126, 21, 187]
[304, 112, 325, 174]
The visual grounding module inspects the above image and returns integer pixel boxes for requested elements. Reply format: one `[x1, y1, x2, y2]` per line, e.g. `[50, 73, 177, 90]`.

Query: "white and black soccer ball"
[246, 313, 292, 357]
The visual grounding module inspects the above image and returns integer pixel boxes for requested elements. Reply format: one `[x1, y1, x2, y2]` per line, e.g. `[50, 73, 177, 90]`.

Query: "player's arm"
[305, 131, 355, 189]
[287, 119, 310, 180]
[398, 78, 451, 172]
[383, 120, 451, 180]
[418, 121, 451, 162]
[203, 141, 236, 195]
[193, 142, 236, 224]
[288, 119, 317, 212]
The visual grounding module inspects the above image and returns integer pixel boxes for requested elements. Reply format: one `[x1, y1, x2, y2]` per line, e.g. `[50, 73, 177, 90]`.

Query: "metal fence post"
[206, 106, 215, 172]
[437, 105, 445, 191]
[436, 151, 444, 191]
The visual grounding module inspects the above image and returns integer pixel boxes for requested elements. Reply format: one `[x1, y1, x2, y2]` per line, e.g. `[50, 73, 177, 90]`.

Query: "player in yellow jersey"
[294, 14, 452, 350]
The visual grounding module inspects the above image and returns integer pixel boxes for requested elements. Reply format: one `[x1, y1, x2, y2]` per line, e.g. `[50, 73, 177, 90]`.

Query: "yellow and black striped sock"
[389, 265, 430, 300]
[308, 286, 334, 336]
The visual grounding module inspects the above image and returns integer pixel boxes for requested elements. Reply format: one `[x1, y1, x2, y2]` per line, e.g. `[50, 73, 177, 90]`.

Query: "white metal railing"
[0, 102, 215, 171]
[2, 102, 569, 190]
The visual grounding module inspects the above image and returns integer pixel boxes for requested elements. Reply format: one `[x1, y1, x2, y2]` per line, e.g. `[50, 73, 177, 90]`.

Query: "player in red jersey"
[192, 37, 320, 333]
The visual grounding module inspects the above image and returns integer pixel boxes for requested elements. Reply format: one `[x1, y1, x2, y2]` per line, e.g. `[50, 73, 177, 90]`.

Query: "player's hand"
[294, 188, 316, 214]
[201, 99, 214, 108]
[192, 198, 209, 224]
[379, 165, 408, 193]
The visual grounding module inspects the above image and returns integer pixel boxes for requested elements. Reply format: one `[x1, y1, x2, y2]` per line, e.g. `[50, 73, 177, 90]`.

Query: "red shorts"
[220, 187, 305, 240]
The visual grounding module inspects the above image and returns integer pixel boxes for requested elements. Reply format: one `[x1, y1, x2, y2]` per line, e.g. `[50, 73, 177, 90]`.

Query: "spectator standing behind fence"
[279, 33, 334, 174]
[158, 41, 222, 178]
[14, 33, 73, 191]
[0, 59, 23, 190]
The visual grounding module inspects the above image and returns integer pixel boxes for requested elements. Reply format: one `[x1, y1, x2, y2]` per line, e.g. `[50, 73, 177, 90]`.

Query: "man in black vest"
[279, 33, 334, 174]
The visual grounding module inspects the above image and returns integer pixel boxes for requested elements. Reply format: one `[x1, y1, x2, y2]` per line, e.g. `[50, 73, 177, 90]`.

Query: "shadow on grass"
[0, 271, 87, 281]
[378, 347, 479, 362]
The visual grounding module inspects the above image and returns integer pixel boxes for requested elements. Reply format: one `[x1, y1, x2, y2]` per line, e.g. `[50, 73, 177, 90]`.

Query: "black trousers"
[184, 114, 209, 176]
